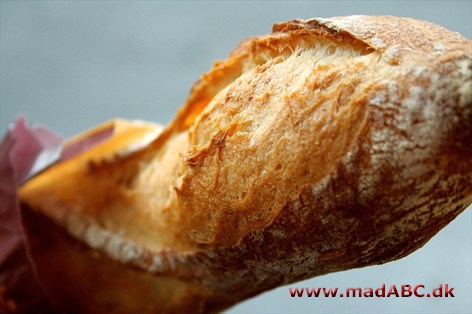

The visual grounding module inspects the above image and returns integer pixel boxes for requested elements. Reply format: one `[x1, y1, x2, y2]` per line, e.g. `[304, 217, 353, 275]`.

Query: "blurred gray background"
[1, 1, 471, 313]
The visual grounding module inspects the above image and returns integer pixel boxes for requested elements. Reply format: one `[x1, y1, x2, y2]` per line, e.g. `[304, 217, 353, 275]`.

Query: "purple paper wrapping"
[0, 117, 114, 313]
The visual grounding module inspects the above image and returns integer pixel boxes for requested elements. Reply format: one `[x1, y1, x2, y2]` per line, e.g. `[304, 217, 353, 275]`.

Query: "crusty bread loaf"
[19, 15, 471, 313]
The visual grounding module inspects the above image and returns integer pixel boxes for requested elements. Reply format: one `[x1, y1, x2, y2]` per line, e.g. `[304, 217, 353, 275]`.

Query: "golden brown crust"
[18, 16, 471, 313]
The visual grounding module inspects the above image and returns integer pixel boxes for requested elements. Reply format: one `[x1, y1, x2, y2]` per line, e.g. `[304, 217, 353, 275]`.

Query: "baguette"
[18, 15, 472, 313]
